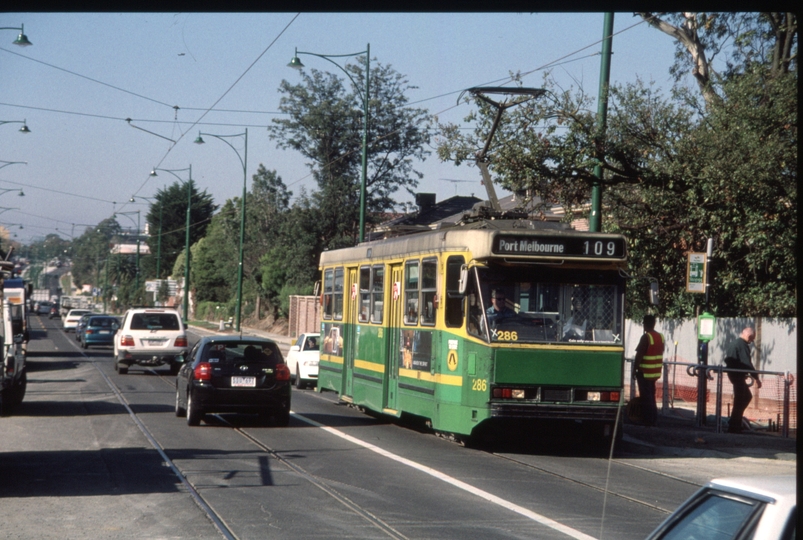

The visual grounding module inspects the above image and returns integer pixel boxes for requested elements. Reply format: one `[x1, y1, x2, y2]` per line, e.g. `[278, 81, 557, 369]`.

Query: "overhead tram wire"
[4, 15, 647, 218]
[126, 13, 301, 205]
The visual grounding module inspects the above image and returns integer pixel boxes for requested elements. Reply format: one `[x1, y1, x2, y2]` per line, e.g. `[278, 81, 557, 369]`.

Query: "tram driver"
[486, 289, 515, 328]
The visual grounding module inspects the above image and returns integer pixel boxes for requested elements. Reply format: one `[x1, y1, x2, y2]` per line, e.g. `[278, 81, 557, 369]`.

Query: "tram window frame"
[322, 268, 334, 320]
[371, 265, 384, 324]
[420, 258, 437, 326]
[359, 266, 371, 322]
[404, 260, 419, 325]
[333, 267, 344, 321]
[445, 255, 465, 328]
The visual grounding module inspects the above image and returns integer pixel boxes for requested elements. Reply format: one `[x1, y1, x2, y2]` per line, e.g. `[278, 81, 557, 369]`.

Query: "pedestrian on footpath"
[634, 314, 664, 426]
[724, 327, 761, 433]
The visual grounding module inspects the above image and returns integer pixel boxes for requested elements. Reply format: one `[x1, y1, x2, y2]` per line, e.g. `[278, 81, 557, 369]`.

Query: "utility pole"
[589, 12, 614, 232]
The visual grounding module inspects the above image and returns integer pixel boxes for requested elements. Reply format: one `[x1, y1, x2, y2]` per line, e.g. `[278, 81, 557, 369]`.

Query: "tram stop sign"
[697, 312, 716, 342]
[686, 252, 707, 293]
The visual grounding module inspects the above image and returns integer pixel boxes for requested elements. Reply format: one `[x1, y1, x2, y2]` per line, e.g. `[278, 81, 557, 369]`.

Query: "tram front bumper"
[490, 402, 618, 422]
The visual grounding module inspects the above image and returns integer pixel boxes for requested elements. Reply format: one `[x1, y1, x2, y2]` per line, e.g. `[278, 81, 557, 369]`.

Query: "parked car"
[80, 315, 119, 349]
[285, 332, 319, 389]
[75, 313, 94, 341]
[63, 309, 91, 332]
[175, 336, 291, 426]
[114, 308, 188, 375]
[645, 475, 796, 540]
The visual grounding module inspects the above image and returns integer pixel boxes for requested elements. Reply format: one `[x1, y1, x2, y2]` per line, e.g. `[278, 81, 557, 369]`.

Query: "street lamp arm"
[194, 132, 246, 172]
[0, 160, 27, 172]
[290, 47, 369, 103]
[151, 167, 191, 183]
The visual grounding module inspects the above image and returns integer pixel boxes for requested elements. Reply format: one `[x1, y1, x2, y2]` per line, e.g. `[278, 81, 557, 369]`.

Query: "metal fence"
[626, 359, 796, 437]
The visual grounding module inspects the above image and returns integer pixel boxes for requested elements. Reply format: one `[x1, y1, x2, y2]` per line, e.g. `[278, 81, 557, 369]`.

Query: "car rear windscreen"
[130, 313, 180, 330]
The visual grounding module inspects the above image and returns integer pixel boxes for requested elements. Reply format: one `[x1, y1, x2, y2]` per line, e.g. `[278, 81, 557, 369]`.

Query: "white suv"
[114, 308, 188, 375]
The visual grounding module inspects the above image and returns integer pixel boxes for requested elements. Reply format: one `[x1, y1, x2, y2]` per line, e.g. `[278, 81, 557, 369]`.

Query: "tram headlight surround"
[492, 387, 526, 399]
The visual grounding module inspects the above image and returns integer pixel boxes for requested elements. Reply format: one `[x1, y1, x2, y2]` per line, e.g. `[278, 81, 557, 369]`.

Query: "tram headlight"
[587, 392, 601, 402]
[492, 387, 526, 399]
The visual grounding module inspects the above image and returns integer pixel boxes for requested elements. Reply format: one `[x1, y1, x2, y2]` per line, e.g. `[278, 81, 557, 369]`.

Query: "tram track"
[146, 363, 691, 522]
[65, 324, 686, 540]
[143, 364, 410, 540]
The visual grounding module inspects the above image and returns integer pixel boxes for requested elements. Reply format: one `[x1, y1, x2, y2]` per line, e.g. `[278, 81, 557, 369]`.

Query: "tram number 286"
[583, 240, 617, 256]
[472, 379, 488, 392]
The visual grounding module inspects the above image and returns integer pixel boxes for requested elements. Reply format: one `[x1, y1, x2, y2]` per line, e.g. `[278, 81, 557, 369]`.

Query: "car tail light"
[175, 336, 188, 347]
[85, 329, 94, 335]
[194, 362, 212, 381]
[120, 335, 135, 347]
[275, 363, 290, 382]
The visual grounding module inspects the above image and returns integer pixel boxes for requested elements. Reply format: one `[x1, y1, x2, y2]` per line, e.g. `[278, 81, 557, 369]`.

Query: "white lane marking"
[292, 412, 597, 540]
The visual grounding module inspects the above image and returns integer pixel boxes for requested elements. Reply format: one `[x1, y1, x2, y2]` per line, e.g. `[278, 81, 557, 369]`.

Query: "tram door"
[384, 264, 403, 412]
[341, 268, 358, 398]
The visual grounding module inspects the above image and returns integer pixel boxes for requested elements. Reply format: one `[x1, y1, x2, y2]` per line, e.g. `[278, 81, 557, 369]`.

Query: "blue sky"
[0, 12, 682, 244]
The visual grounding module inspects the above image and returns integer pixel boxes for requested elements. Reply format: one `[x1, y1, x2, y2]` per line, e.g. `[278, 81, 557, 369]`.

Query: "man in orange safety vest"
[634, 314, 665, 426]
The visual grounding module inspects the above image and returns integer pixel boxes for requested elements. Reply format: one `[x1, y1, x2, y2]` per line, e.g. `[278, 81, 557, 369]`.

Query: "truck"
[1, 268, 28, 415]
[31, 289, 50, 303]
[60, 295, 91, 316]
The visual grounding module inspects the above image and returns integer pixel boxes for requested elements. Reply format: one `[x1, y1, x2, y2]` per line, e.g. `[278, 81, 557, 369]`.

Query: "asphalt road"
[0, 315, 795, 539]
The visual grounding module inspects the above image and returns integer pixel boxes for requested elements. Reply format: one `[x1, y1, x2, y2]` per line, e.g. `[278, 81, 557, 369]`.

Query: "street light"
[150, 166, 193, 322]
[0, 160, 27, 173]
[194, 130, 247, 332]
[0, 120, 31, 134]
[289, 44, 370, 242]
[0, 24, 32, 46]
[0, 187, 24, 198]
[129, 194, 163, 280]
[115, 210, 141, 293]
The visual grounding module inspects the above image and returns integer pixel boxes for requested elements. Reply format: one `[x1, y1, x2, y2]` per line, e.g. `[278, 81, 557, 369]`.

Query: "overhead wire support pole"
[589, 12, 614, 233]
[195, 131, 247, 332]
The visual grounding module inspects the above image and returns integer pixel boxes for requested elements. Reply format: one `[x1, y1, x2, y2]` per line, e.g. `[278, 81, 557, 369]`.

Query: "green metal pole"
[156, 203, 162, 279]
[358, 44, 370, 243]
[103, 257, 108, 313]
[135, 210, 141, 293]
[235, 129, 247, 332]
[183, 168, 192, 323]
[589, 13, 614, 233]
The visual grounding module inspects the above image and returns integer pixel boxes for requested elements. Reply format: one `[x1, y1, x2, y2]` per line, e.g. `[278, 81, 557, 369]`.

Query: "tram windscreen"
[471, 266, 623, 344]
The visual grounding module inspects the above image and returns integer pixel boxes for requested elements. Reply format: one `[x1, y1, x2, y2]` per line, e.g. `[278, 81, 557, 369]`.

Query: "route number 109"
[583, 240, 617, 257]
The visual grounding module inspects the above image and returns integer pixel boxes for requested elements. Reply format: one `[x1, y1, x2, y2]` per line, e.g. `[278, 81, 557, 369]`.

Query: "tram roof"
[319, 219, 628, 266]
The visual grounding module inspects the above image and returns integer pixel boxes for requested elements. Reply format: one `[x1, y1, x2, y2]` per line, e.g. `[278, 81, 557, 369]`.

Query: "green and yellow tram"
[318, 217, 628, 443]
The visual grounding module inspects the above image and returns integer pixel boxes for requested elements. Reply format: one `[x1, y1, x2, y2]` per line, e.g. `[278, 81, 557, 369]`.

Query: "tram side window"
[371, 265, 384, 324]
[445, 256, 465, 328]
[322, 268, 334, 320]
[420, 258, 437, 326]
[404, 261, 419, 325]
[359, 266, 370, 322]
[333, 267, 344, 320]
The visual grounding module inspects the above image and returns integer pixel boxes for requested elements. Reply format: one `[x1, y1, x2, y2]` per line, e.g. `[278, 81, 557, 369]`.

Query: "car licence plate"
[231, 376, 256, 387]
[100, 330, 110, 334]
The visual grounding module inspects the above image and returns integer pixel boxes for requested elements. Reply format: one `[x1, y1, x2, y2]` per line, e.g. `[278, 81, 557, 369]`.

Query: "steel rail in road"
[85, 356, 237, 540]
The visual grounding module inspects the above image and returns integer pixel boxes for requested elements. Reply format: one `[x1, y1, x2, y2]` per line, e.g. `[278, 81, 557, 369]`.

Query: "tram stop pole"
[695, 239, 716, 427]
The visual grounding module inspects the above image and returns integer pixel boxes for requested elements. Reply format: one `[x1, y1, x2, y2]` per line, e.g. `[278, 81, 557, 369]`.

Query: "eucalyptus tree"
[269, 58, 432, 248]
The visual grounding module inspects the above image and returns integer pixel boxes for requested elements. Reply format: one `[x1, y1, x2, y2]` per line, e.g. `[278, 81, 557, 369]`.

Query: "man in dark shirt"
[723, 327, 761, 433]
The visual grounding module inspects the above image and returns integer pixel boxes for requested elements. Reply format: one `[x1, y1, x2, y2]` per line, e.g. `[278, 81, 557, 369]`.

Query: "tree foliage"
[269, 58, 432, 249]
[436, 12, 796, 318]
[141, 180, 217, 280]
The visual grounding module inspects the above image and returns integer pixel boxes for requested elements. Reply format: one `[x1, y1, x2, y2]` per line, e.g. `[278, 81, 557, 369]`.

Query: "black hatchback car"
[175, 336, 291, 426]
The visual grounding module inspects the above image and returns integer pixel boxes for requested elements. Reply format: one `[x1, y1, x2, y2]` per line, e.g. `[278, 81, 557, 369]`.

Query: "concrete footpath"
[189, 322, 797, 462]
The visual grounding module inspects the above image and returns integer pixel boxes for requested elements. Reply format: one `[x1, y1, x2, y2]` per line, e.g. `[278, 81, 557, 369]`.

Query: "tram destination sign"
[493, 234, 626, 259]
